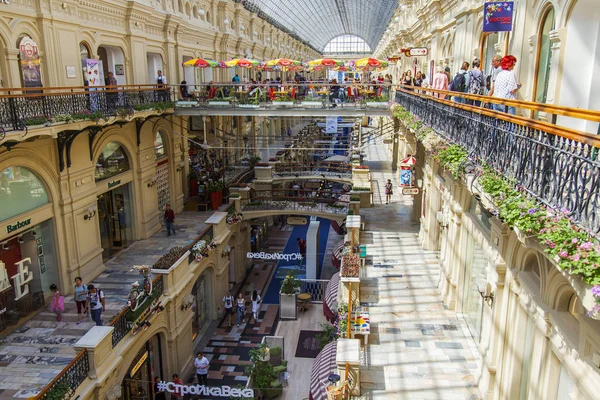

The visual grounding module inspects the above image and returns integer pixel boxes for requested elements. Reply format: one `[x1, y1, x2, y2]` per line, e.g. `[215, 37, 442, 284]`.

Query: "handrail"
[396, 88, 600, 148]
[34, 349, 89, 399]
[0, 84, 170, 99]
[398, 85, 600, 123]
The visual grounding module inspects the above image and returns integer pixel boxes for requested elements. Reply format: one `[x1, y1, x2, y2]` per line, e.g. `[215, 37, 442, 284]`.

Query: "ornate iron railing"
[241, 195, 349, 215]
[300, 279, 329, 303]
[273, 162, 352, 179]
[110, 275, 164, 347]
[395, 89, 600, 237]
[0, 84, 174, 131]
[35, 349, 89, 400]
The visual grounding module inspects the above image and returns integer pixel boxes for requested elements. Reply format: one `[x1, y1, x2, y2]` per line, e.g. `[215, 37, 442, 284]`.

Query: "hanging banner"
[85, 59, 102, 87]
[325, 116, 338, 134]
[483, 2, 514, 32]
[19, 37, 42, 88]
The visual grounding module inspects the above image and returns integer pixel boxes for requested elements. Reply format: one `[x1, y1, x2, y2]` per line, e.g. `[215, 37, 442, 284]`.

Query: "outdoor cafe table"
[349, 309, 370, 345]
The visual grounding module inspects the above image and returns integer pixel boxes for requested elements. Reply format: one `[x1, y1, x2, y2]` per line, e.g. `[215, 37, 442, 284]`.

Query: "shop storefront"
[122, 334, 164, 400]
[0, 166, 59, 332]
[191, 271, 212, 344]
[95, 142, 135, 261]
[250, 220, 269, 252]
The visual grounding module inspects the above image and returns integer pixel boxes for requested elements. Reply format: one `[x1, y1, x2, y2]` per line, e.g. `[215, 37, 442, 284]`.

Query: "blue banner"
[325, 116, 338, 133]
[483, 2, 514, 32]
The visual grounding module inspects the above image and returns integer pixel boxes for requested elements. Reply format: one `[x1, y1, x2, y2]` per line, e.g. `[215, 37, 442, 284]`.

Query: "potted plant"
[188, 169, 199, 197]
[245, 344, 279, 399]
[207, 182, 221, 210]
[279, 275, 301, 320]
[273, 95, 294, 108]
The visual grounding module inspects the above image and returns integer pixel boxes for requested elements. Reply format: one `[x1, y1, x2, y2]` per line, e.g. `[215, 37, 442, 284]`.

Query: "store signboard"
[156, 382, 254, 398]
[6, 218, 31, 234]
[325, 116, 338, 134]
[483, 2, 514, 32]
[408, 47, 428, 57]
[130, 351, 148, 377]
[287, 217, 307, 226]
[402, 188, 420, 195]
[246, 252, 303, 261]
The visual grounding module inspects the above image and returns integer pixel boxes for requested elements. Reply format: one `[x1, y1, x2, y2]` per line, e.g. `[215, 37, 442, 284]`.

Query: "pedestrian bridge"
[263, 162, 353, 184]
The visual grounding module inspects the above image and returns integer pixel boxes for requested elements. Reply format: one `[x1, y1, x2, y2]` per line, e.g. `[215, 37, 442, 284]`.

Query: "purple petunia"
[591, 285, 600, 297]
[528, 208, 537, 215]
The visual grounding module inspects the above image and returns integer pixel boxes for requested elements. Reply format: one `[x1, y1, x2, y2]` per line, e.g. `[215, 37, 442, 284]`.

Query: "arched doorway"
[154, 131, 170, 225]
[146, 53, 163, 84]
[98, 45, 126, 85]
[191, 268, 213, 344]
[532, 7, 555, 118]
[121, 333, 165, 400]
[558, 0, 600, 133]
[227, 236, 237, 287]
[79, 42, 91, 85]
[95, 142, 134, 261]
[0, 165, 59, 330]
[480, 32, 499, 76]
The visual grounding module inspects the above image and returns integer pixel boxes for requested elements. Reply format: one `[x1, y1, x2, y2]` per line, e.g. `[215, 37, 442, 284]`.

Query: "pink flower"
[572, 238, 579, 244]
[580, 242, 594, 251]
[559, 251, 568, 258]
[549, 242, 556, 249]
[572, 254, 580, 261]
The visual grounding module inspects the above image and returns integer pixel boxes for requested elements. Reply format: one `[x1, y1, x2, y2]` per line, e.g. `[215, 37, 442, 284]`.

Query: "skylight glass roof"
[324, 35, 371, 54]
[240, 0, 397, 53]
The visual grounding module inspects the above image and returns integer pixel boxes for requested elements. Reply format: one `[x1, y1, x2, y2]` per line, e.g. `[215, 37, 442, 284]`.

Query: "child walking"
[50, 284, 65, 322]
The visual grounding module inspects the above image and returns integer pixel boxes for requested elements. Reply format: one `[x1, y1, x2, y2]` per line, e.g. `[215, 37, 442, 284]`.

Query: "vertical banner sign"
[85, 59, 101, 87]
[483, 2, 514, 32]
[325, 116, 338, 134]
[19, 37, 42, 88]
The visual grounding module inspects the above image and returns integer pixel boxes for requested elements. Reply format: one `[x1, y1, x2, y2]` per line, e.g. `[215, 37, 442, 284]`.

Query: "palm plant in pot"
[245, 344, 278, 399]
[279, 274, 301, 320]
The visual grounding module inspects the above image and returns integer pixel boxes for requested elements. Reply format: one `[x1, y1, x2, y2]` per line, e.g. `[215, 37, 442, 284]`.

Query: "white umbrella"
[324, 155, 348, 162]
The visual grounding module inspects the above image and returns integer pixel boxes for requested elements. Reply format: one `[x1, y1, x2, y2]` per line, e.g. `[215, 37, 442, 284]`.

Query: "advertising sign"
[408, 47, 428, 57]
[325, 116, 338, 134]
[246, 252, 303, 261]
[287, 217, 308, 226]
[156, 382, 254, 398]
[402, 188, 420, 195]
[483, 2, 514, 32]
[19, 37, 42, 88]
[85, 59, 102, 87]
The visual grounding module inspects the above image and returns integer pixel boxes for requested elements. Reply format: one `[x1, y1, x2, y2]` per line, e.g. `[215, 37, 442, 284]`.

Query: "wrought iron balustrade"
[394, 89, 600, 237]
[300, 279, 329, 303]
[0, 84, 174, 131]
[35, 349, 89, 400]
[110, 275, 165, 347]
[273, 162, 352, 179]
[241, 192, 349, 215]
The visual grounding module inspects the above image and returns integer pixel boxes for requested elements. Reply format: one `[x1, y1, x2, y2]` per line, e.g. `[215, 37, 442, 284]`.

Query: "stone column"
[306, 220, 320, 280]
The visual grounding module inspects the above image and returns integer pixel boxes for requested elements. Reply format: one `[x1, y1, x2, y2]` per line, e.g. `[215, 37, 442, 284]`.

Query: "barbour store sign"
[108, 179, 121, 189]
[7, 219, 31, 234]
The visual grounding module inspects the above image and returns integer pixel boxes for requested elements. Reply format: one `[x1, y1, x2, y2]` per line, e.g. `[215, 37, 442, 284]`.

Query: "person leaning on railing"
[490, 55, 522, 115]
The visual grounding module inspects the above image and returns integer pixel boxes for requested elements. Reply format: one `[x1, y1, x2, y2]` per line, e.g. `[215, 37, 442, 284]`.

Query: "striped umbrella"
[224, 58, 261, 68]
[309, 341, 338, 400]
[182, 58, 219, 68]
[265, 58, 302, 67]
[332, 241, 345, 260]
[325, 273, 340, 314]
[308, 58, 343, 68]
[352, 57, 389, 70]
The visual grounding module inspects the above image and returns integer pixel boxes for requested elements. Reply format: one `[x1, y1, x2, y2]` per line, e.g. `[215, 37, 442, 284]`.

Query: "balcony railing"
[242, 190, 349, 215]
[0, 84, 174, 132]
[185, 225, 214, 264]
[395, 87, 600, 237]
[300, 279, 329, 303]
[35, 349, 89, 400]
[172, 82, 393, 111]
[273, 162, 353, 179]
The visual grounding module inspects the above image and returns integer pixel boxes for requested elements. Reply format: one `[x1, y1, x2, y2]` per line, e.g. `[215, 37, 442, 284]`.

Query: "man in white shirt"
[223, 291, 234, 327]
[194, 352, 209, 385]
[156, 70, 168, 101]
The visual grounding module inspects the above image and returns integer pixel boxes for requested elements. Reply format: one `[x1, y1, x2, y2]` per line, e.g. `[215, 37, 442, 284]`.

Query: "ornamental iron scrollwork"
[395, 91, 600, 237]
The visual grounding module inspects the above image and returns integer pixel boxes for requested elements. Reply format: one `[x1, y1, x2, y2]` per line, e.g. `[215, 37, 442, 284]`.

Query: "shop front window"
[0, 166, 49, 222]
[95, 142, 131, 182]
[461, 231, 487, 342]
[154, 132, 166, 159]
[534, 8, 555, 105]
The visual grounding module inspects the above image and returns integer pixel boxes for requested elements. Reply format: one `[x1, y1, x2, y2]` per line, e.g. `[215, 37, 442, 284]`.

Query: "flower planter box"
[366, 102, 389, 108]
[279, 292, 298, 320]
[239, 104, 260, 109]
[301, 101, 323, 108]
[273, 101, 294, 108]
[513, 227, 537, 248]
[207, 101, 231, 107]
[151, 250, 191, 296]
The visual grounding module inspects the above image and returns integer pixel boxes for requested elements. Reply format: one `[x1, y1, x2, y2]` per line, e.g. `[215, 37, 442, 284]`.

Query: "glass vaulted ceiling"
[240, 0, 397, 53]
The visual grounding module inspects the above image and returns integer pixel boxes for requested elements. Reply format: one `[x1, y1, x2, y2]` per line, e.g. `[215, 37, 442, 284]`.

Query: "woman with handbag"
[236, 293, 246, 327]
[385, 179, 393, 204]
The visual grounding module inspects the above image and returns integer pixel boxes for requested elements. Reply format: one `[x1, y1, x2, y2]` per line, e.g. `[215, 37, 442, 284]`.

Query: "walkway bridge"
[263, 162, 353, 184]
[230, 189, 353, 221]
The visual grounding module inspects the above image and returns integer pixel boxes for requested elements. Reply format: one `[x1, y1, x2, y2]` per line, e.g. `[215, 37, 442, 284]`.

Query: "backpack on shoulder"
[468, 71, 485, 95]
[450, 72, 466, 93]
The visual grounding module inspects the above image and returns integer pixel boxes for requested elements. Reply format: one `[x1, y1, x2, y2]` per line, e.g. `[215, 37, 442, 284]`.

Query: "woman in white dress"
[251, 290, 261, 323]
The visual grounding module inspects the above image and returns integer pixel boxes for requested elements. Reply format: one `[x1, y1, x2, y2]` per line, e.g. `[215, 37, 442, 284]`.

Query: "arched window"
[533, 8, 555, 104]
[95, 142, 131, 182]
[79, 43, 91, 60]
[185, 2, 191, 17]
[480, 32, 499, 75]
[178, 0, 183, 13]
[206, 11, 211, 24]
[193, 6, 198, 18]
[0, 166, 50, 221]
[154, 131, 167, 159]
[323, 35, 371, 54]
